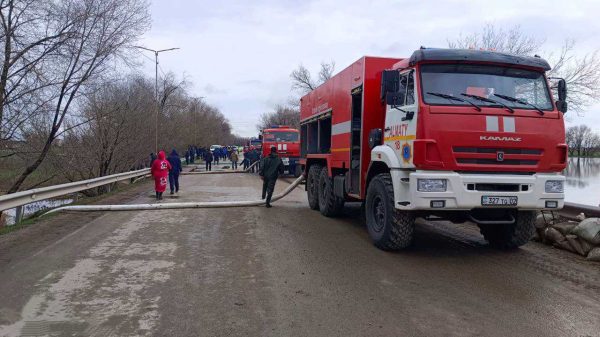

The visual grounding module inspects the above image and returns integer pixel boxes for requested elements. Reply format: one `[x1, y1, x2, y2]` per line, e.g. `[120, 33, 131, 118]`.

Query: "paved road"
[0, 172, 599, 337]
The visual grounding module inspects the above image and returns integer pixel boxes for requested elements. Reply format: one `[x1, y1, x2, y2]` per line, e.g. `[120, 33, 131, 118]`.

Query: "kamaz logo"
[480, 136, 522, 142]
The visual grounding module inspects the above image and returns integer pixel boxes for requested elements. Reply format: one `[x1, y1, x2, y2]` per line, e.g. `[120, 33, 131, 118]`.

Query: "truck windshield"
[263, 131, 299, 142]
[420, 64, 553, 111]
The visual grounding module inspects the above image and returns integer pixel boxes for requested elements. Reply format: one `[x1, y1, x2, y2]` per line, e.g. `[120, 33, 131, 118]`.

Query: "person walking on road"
[230, 150, 239, 170]
[184, 150, 190, 165]
[259, 146, 284, 208]
[204, 150, 213, 171]
[151, 150, 171, 200]
[167, 149, 183, 195]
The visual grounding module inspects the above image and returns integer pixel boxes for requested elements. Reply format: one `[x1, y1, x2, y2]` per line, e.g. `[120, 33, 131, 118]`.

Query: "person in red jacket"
[151, 150, 171, 200]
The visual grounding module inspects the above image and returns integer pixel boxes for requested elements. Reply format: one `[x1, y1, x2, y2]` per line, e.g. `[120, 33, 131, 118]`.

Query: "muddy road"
[0, 172, 598, 337]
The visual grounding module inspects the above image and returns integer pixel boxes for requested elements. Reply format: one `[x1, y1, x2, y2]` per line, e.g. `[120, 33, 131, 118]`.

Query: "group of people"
[148, 144, 285, 208]
[149, 150, 182, 200]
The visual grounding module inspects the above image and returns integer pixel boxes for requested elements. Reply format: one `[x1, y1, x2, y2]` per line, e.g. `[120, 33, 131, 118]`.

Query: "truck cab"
[301, 49, 568, 250]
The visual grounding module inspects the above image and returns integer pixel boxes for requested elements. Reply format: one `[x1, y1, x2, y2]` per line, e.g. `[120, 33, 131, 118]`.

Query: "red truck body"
[300, 57, 400, 198]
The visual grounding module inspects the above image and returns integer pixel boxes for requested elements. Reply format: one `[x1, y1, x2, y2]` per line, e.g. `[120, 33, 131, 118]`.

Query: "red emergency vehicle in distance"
[261, 126, 301, 176]
[299, 48, 568, 251]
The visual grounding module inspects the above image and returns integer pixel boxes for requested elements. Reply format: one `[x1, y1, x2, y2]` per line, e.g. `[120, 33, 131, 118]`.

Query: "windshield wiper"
[461, 93, 514, 113]
[427, 92, 481, 111]
[493, 93, 544, 115]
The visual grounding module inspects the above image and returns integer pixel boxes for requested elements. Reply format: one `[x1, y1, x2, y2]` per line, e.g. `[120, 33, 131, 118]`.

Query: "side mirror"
[558, 79, 567, 101]
[368, 128, 383, 149]
[556, 100, 568, 113]
[380, 70, 399, 100]
[557, 78, 567, 113]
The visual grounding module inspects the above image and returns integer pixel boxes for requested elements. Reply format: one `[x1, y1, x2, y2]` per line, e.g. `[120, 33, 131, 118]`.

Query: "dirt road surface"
[0, 171, 599, 337]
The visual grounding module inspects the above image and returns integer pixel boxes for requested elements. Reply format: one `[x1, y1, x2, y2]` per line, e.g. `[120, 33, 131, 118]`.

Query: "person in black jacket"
[167, 149, 183, 195]
[204, 151, 213, 171]
[259, 146, 284, 208]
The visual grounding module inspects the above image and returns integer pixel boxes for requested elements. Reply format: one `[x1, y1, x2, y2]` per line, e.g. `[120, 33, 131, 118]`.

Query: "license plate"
[481, 196, 518, 206]
[282, 158, 289, 165]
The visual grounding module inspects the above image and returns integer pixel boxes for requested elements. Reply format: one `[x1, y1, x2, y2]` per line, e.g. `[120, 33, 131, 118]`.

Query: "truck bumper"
[394, 171, 565, 211]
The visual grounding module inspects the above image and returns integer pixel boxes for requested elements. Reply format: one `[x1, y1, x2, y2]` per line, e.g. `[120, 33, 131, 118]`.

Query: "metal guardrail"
[560, 202, 600, 219]
[0, 168, 150, 212]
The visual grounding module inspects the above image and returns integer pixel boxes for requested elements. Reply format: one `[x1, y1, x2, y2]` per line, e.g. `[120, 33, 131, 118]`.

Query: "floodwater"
[564, 157, 600, 206]
[1, 198, 74, 226]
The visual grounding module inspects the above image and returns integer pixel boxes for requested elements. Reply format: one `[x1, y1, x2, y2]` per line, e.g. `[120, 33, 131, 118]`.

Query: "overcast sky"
[138, 0, 600, 137]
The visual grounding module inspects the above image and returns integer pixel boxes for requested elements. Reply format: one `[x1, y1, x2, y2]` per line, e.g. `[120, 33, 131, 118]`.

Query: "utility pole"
[195, 96, 206, 146]
[134, 46, 180, 152]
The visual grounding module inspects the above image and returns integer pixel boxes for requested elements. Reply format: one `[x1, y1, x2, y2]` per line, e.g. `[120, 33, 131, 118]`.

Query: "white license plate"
[481, 196, 518, 206]
[282, 158, 289, 165]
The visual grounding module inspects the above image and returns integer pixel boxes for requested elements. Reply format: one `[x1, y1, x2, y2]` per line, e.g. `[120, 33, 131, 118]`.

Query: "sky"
[137, 0, 600, 137]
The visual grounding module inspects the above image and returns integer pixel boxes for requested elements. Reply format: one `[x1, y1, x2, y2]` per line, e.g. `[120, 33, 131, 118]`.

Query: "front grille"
[453, 147, 542, 155]
[457, 158, 538, 165]
[453, 147, 542, 167]
[471, 183, 520, 192]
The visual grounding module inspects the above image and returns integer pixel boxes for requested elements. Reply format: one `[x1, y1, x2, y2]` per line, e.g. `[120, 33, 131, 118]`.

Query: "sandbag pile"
[534, 212, 600, 261]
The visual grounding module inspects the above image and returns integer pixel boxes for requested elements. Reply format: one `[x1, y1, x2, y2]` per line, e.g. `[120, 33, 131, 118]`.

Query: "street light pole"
[134, 46, 180, 152]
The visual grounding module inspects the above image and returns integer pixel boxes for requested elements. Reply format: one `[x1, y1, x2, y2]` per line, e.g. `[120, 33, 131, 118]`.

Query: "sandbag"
[571, 218, 600, 245]
[535, 213, 551, 229]
[587, 247, 600, 262]
[552, 222, 577, 236]
[579, 238, 594, 255]
[553, 240, 575, 253]
[544, 227, 565, 244]
[565, 235, 586, 256]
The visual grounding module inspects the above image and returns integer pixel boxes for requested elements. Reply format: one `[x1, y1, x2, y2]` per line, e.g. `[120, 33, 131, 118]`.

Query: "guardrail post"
[15, 206, 23, 224]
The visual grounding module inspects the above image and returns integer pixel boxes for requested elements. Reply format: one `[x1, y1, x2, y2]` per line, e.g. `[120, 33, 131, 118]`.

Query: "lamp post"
[195, 96, 206, 146]
[134, 46, 180, 152]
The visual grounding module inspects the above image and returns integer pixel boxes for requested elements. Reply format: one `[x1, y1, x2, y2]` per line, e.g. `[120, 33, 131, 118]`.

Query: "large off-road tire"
[306, 164, 321, 210]
[317, 167, 344, 217]
[365, 173, 415, 250]
[294, 164, 302, 178]
[478, 210, 536, 249]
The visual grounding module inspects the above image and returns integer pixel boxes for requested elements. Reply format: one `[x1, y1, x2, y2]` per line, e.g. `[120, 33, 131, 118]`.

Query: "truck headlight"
[417, 179, 447, 192]
[545, 180, 564, 193]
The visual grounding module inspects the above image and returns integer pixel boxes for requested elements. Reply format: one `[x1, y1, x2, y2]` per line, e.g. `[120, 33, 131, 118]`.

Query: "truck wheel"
[317, 167, 344, 217]
[478, 211, 536, 249]
[307, 164, 321, 210]
[294, 164, 302, 178]
[365, 173, 415, 250]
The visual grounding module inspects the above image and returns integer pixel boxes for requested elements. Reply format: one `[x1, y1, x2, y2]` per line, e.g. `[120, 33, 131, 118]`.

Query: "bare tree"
[257, 105, 300, 131]
[0, 0, 75, 146]
[448, 23, 600, 113]
[448, 23, 544, 55]
[288, 60, 336, 109]
[566, 125, 599, 158]
[6, 0, 151, 193]
[290, 60, 335, 94]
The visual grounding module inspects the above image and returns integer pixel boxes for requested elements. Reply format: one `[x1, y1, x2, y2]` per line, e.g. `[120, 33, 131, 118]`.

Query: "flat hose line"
[43, 174, 305, 216]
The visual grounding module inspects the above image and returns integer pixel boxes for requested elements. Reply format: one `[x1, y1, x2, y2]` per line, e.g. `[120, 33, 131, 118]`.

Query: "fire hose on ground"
[43, 174, 305, 215]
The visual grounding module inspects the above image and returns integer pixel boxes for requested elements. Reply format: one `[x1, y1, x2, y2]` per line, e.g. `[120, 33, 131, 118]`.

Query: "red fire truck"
[261, 126, 301, 176]
[300, 48, 568, 250]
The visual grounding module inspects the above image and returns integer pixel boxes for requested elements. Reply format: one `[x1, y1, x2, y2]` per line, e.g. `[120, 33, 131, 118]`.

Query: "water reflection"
[564, 157, 600, 206]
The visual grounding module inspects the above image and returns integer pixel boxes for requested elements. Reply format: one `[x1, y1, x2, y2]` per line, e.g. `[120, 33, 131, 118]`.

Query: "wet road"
[0, 172, 599, 337]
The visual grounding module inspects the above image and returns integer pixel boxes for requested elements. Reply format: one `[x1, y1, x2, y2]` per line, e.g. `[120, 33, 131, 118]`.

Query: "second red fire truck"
[261, 126, 301, 176]
[299, 48, 568, 250]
